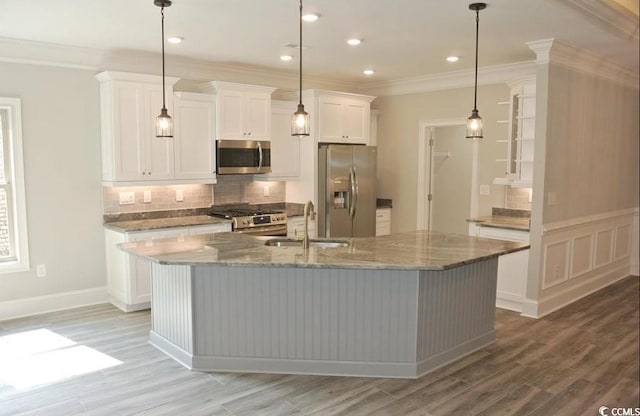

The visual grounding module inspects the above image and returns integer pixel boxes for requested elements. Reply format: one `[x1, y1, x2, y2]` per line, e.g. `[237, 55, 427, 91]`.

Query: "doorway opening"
[416, 120, 478, 234]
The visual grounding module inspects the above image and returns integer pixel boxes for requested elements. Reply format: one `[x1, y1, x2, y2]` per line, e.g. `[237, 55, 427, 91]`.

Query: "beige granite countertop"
[467, 215, 530, 231]
[104, 215, 231, 233]
[120, 230, 528, 271]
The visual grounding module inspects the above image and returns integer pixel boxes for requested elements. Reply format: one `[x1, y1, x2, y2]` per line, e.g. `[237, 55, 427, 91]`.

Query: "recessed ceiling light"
[446, 56, 459, 62]
[301, 13, 319, 22]
[363, 69, 375, 76]
[280, 55, 293, 61]
[347, 38, 362, 46]
[167, 36, 184, 44]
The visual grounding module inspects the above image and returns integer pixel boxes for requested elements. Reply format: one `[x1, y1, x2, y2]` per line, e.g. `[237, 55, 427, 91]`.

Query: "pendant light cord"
[298, 0, 303, 106]
[161, 6, 167, 110]
[473, 10, 479, 111]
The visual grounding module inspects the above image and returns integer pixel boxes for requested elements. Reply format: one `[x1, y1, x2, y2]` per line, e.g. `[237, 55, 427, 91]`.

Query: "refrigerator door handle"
[349, 167, 358, 219]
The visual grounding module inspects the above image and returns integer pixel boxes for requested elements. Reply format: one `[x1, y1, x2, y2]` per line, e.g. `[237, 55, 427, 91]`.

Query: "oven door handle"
[233, 224, 288, 236]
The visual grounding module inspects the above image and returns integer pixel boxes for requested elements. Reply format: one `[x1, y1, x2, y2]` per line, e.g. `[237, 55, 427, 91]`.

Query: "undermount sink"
[264, 238, 350, 248]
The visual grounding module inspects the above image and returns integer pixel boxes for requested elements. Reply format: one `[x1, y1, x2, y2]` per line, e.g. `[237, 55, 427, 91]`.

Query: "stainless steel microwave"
[216, 139, 271, 174]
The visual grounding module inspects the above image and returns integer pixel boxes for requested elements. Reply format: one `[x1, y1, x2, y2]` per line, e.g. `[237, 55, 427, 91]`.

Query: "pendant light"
[154, 0, 173, 138]
[291, 0, 310, 136]
[466, 3, 486, 140]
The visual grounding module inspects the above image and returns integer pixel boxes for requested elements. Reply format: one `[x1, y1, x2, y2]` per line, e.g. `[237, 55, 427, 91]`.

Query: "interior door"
[430, 125, 473, 234]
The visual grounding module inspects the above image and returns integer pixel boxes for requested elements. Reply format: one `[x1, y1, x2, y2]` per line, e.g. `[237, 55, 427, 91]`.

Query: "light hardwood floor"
[1, 277, 638, 416]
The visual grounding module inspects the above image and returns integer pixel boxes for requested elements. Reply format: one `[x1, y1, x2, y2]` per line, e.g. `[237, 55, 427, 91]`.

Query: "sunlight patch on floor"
[0, 328, 122, 389]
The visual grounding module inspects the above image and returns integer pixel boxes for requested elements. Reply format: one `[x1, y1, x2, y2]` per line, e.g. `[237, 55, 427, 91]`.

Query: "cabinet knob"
[142, 172, 146, 175]
[247, 132, 251, 136]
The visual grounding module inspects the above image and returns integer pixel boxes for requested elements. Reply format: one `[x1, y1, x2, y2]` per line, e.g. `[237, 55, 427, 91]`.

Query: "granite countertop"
[467, 208, 530, 231]
[104, 215, 231, 233]
[467, 215, 530, 231]
[120, 230, 528, 271]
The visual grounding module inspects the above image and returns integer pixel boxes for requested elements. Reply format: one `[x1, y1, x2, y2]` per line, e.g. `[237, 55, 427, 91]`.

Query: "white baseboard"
[521, 265, 629, 318]
[496, 291, 524, 313]
[0, 286, 109, 321]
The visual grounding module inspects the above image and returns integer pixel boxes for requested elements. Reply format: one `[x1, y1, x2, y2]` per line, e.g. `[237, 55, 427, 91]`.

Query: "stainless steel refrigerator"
[318, 144, 376, 238]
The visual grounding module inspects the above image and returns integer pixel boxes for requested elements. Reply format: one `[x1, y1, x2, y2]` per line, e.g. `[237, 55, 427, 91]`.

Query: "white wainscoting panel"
[530, 209, 635, 318]
[614, 224, 631, 261]
[570, 233, 594, 279]
[594, 229, 614, 269]
[542, 241, 570, 289]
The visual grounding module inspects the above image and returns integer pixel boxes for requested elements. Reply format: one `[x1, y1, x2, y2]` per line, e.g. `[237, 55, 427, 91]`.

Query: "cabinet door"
[342, 101, 369, 144]
[263, 102, 300, 179]
[245, 93, 271, 139]
[174, 94, 216, 180]
[112, 81, 146, 180]
[318, 98, 344, 142]
[217, 90, 245, 139]
[144, 85, 174, 180]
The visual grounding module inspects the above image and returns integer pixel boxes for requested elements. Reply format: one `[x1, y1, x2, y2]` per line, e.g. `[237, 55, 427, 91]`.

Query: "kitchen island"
[121, 231, 527, 378]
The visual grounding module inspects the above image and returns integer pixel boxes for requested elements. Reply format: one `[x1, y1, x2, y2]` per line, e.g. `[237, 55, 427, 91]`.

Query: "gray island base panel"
[120, 230, 527, 378]
[148, 259, 498, 379]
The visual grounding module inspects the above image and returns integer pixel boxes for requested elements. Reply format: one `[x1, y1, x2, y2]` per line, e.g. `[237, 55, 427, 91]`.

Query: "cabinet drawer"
[376, 208, 391, 222]
[477, 226, 530, 243]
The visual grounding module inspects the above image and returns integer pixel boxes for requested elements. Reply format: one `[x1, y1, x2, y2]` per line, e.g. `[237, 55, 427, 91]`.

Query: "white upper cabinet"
[255, 100, 300, 180]
[97, 72, 179, 183]
[173, 92, 216, 180]
[317, 93, 374, 144]
[204, 81, 276, 141]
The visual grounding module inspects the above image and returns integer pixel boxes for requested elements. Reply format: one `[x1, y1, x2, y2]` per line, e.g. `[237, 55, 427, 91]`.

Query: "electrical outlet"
[119, 191, 135, 205]
[144, 190, 152, 203]
[263, 185, 270, 197]
[176, 189, 184, 202]
[553, 264, 561, 279]
[479, 184, 490, 196]
[36, 264, 47, 277]
[547, 191, 558, 206]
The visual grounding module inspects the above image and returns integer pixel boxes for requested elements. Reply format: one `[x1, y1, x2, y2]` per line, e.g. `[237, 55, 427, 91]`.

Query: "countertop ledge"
[467, 215, 530, 231]
[120, 230, 528, 271]
[104, 215, 231, 233]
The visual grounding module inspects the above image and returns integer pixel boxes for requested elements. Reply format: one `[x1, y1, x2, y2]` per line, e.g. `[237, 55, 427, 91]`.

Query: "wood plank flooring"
[1, 276, 638, 415]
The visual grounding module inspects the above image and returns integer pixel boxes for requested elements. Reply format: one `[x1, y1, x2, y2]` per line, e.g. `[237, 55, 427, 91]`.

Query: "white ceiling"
[0, 0, 637, 85]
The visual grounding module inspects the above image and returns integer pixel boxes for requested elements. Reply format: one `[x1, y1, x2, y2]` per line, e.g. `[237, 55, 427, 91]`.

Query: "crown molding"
[527, 38, 639, 89]
[359, 61, 537, 97]
[0, 37, 360, 94]
[555, 0, 639, 42]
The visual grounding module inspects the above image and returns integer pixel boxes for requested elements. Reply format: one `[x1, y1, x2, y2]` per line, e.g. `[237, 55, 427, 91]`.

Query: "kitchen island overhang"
[121, 231, 528, 378]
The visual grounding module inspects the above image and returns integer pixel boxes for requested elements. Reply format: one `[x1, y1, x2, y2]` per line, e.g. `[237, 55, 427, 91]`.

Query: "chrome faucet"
[303, 200, 315, 249]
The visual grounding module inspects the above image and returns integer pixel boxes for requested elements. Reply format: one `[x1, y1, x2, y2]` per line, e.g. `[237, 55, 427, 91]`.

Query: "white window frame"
[0, 97, 29, 273]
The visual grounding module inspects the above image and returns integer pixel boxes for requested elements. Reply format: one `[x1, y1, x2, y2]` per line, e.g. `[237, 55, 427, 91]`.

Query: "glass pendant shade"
[466, 109, 483, 139]
[156, 107, 173, 138]
[292, 104, 310, 136]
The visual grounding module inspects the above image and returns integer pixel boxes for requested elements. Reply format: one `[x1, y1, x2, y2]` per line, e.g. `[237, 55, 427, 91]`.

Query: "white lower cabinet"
[472, 225, 530, 312]
[287, 216, 316, 238]
[104, 222, 231, 312]
[376, 208, 391, 236]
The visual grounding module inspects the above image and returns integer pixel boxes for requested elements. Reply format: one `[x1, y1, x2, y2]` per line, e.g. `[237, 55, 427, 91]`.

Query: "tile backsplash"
[505, 187, 532, 210]
[103, 184, 214, 214]
[103, 177, 286, 214]
[213, 176, 286, 205]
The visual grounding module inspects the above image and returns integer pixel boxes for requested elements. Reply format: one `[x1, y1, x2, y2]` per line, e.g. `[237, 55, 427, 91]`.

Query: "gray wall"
[542, 64, 639, 223]
[373, 84, 510, 233]
[0, 62, 105, 301]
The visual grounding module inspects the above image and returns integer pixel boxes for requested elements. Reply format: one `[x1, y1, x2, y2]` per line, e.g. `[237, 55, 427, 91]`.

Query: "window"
[0, 98, 29, 272]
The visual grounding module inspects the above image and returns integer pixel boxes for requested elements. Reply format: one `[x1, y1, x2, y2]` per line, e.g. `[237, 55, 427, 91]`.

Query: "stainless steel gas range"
[207, 206, 287, 236]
